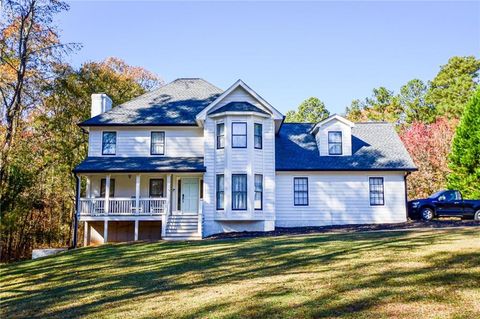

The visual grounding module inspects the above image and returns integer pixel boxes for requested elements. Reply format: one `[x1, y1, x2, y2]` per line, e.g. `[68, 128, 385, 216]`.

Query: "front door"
[180, 178, 199, 214]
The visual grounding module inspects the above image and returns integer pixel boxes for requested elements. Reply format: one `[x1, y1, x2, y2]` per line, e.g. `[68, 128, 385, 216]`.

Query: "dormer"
[310, 114, 354, 156]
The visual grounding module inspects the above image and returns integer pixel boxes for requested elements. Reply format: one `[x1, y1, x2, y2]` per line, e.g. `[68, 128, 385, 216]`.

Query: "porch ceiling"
[73, 157, 205, 174]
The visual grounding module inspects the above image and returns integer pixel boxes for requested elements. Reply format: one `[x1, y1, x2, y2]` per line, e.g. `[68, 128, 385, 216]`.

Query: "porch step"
[164, 214, 200, 240]
[163, 234, 202, 241]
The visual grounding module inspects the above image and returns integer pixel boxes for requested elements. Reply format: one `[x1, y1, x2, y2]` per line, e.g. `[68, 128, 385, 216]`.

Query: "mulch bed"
[207, 219, 480, 240]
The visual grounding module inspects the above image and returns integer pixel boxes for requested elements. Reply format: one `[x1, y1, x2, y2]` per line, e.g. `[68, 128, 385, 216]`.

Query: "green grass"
[1, 229, 479, 319]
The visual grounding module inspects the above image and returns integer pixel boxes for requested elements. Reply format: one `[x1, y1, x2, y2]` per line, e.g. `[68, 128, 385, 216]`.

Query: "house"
[73, 78, 416, 244]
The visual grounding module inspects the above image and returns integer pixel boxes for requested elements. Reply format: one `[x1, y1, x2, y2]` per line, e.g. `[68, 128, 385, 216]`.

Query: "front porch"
[76, 172, 204, 244]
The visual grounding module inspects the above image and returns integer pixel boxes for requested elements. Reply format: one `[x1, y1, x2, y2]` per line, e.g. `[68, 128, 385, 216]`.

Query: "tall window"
[254, 174, 263, 210]
[151, 132, 165, 155]
[328, 131, 342, 155]
[102, 132, 116, 155]
[293, 177, 308, 206]
[100, 178, 115, 197]
[254, 123, 263, 149]
[216, 123, 225, 149]
[232, 174, 247, 210]
[216, 174, 224, 210]
[369, 177, 384, 206]
[232, 122, 247, 148]
[149, 179, 164, 197]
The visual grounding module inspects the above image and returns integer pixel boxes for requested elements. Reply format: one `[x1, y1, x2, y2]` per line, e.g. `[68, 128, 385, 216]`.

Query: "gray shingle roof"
[79, 78, 223, 126]
[208, 101, 269, 115]
[276, 122, 416, 171]
[73, 157, 205, 173]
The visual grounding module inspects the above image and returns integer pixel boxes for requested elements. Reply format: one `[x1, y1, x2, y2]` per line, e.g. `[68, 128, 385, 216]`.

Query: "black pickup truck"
[408, 190, 480, 221]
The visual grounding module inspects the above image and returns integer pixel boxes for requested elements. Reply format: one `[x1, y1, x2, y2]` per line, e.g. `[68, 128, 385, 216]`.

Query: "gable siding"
[275, 171, 406, 227]
[315, 120, 352, 156]
[208, 87, 271, 114]
[88, 127, 204, 157]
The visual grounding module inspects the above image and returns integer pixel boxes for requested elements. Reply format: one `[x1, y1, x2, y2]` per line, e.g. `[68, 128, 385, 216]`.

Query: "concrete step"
[166, 229, 199, 234]
[163, 234, 202, 241]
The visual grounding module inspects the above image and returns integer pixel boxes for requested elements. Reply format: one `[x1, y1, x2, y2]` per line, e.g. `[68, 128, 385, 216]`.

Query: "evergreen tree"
[285, 97, 330, 123]
[447, 87, 480, 198]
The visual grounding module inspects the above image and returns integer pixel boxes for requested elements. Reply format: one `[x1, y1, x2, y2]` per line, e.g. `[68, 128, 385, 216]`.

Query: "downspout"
[404, 172, 410, 221]
[72, 174, 80, 248]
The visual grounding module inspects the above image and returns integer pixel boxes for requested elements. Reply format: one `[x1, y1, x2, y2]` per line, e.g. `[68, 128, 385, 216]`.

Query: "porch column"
[84, 221, 89, 246]
[135, 174, 141, 214]
[134, 220, 139, 241]
[86, 177, 91, 198]
[166, 174, 172, 215]
[103, 220, 108, 243]
[105, 175, 111, 213]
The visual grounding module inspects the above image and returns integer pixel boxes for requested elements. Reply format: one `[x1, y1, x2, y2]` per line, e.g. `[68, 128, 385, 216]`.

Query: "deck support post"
[103, 220, 108, 243]
[84, 221, 89, 246]
[135, 174, 141, 214]
[134, 220, 139, 241]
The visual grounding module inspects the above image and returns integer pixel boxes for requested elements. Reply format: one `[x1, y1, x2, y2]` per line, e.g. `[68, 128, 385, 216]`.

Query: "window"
[151, 132, 165, 155]
[328, 131, 342, 155]
[102, 132, 116, 155]
[177, 179, 182, 210]
[232, 174, 247, 210]
[440, 190, 461, 202]
[254, 123, 262, 149]
[100, 178, 115, 197]
[254, 174, 263, 210]
[232, 122, 247, 148]
[216, 123, 225, 149]
[216, 175, 224, 210]
[294, 177, 308, 206]
[149, 179, 164, 197]
[200, 179, 204, 199]
[369, 177, 384, 206]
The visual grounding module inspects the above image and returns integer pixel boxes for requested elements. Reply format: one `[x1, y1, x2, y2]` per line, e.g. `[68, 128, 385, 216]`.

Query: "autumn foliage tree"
[400, 118, 458, 199]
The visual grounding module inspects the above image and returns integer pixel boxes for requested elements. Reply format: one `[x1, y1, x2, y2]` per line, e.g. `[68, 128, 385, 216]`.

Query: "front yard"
[1, 228, 479, 318]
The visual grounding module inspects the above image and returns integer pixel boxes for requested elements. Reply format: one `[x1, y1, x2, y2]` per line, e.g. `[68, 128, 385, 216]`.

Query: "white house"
[73, 78, 416, 245]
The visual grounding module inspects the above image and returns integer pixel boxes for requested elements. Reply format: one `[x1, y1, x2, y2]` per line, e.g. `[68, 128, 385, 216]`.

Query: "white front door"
[181, 178, 199, 214]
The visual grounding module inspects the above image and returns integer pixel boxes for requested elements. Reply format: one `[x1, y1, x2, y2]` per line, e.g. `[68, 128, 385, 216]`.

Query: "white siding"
[275, 171, 407, 227]
[209, 87, 271, 114]
[88, 127, 204, 157]
[315, 120, 352, 156]
[87, 174, 168, 198]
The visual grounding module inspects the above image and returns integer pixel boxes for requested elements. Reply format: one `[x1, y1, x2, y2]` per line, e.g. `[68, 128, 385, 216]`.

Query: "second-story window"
[151, 132, 165, 155]
[328, 131, 342, 155]
[216, 123, 225, 149]
[232, 122, 247, 148]
[254, 123, 262, 149]
[102, 132, 116, 155]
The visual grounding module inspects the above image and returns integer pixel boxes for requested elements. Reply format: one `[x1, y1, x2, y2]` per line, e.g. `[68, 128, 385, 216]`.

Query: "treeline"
[0, 0, 163, 261]
[285, 56, 480, 200]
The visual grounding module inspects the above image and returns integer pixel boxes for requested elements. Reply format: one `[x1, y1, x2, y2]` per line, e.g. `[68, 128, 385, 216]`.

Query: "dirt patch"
[207, 219, 480, 240]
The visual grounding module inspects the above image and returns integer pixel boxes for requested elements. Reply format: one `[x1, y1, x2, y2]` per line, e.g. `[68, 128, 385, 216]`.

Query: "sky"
[58, 1, 480, 115]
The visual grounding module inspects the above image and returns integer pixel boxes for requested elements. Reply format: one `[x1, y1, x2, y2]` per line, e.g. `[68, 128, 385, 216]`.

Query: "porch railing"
[79, 197, 167, 216]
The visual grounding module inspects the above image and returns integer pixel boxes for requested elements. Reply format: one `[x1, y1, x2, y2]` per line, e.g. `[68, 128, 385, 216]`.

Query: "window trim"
[254, 123, 263, 149]
[293, 177, 309, 206]
[232, 174, 248, 210]
[150, 131, 166, 155]
[216, 174, 224, 210]
[369, 177, 385, 206]
[254, 174, 263, 210]
[231, 122, 247, 149]
[328, 131, 343, 156]
[216, 123, 225, 149]
[149, 178, 164, 198]
[102, 131, 117, 155]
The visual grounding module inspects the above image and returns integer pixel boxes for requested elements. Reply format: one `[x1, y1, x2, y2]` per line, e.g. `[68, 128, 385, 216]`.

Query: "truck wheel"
[475, 210, 480, 222]
[421, 208, 434, 221]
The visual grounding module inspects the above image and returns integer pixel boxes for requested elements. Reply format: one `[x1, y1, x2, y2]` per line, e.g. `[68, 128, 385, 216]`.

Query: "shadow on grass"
[1, 229, 479, 318]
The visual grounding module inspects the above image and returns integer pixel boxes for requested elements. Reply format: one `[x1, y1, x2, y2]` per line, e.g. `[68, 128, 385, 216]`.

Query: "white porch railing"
[79, 198, 167, 216]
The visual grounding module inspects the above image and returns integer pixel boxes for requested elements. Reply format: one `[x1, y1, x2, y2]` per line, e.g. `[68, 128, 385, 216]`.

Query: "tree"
[447, 87, 480, 198]
[285, 97, 330, 123]
[398, 79, 435, 124]
[0, 0, 79, 194]
[426, 56, 480, 119]
[399, 117, 458, 199]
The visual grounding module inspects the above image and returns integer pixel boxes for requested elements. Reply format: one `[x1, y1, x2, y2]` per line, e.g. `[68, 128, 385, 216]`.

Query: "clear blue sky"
[58, 1, 480, 115]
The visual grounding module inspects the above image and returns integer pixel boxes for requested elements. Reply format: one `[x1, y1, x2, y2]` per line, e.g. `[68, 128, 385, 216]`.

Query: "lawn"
[1, 229, 479, 319]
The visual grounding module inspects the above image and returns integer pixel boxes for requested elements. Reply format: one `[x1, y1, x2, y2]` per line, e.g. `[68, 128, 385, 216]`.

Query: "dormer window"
[328, 131, 342, 155]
